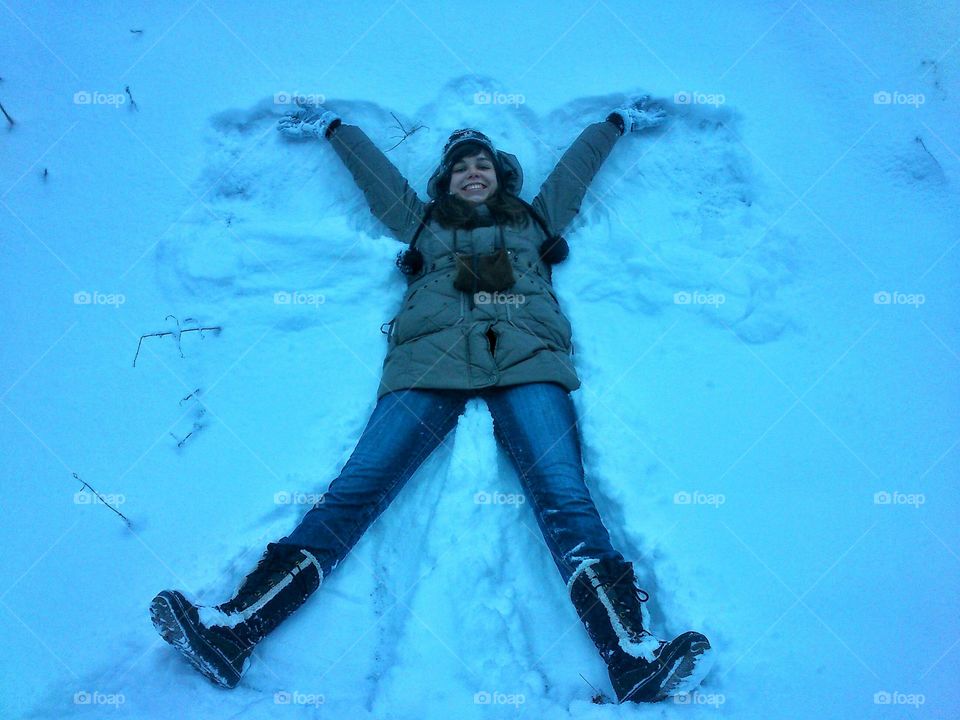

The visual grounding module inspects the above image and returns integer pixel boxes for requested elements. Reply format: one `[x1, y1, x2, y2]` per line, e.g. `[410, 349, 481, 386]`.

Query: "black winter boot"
[150, 543, 322, 688]
[568, 557, 713, 703]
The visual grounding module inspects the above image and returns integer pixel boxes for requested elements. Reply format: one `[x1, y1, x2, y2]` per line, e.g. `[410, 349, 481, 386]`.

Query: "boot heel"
[150, 590, 244, 689]
[568, 558, 714, 704]
[150, 546, 322, 690]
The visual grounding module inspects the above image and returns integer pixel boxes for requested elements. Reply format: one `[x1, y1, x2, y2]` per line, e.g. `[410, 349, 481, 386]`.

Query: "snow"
[2, 1, 958, 718]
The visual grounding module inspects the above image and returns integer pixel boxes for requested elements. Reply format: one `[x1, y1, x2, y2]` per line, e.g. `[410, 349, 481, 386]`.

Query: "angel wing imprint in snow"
[157, 75, 798, 351]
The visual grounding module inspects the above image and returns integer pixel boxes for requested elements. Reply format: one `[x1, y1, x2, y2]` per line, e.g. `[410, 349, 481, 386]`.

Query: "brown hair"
[432, 144, 529, 230]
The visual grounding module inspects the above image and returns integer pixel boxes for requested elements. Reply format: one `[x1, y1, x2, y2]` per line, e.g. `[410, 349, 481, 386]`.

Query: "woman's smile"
[449, 151, 498, 203]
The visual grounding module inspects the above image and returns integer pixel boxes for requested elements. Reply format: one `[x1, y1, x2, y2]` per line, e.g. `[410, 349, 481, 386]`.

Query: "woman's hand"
[607, 96, 667, 134]
[277, 101, 341, 140]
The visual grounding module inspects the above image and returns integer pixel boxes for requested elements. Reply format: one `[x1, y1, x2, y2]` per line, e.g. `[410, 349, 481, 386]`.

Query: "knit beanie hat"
[441, 128, 497, 164]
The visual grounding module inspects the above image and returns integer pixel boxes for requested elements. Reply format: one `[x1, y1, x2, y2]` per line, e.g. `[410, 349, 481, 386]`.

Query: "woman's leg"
[483, 382, 713, 703]
[482, 381, 625, 584]
[151, 387, 469, 689]
[276, 387, 469, 576]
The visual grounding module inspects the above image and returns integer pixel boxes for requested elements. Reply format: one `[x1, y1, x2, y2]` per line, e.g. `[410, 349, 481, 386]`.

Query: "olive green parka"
[328, 121, 621, 400]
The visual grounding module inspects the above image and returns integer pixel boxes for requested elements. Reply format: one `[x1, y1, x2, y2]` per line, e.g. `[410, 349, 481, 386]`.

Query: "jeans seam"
[331, 395, 466, 565]
[492, 417, 580, 580]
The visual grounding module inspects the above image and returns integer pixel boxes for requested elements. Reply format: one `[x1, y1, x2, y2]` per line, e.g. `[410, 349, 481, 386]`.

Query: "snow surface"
[1, 1, 958, 718]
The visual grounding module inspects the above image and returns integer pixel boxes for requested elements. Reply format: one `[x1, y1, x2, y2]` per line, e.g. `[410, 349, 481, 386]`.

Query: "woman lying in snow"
[150, 97, 714, 704]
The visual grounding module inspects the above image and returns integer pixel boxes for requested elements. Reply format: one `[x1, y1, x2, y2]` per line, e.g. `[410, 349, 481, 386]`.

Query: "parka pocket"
[392, 284, 464, 345]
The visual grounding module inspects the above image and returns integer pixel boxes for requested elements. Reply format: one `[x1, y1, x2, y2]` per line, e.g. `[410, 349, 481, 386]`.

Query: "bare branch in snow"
[170, 422, 203, 448]
[386, 112, 426, 151]
[72, 472, 132, 528]
[133, 316, 222, 367]
[915, 136, 942, 170]
[125, 85, 139, 111]
[0, 101, 14, 127]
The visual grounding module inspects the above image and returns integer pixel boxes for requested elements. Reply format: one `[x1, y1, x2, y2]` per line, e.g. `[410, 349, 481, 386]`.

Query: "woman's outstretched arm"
[328, 124, 425, 245]
[531, 120, 622, 238]
[278, 104, 425, 245]
[532, 97, 666, 238]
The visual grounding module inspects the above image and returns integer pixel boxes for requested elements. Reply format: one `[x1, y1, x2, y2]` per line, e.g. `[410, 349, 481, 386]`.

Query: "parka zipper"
[469, 252, 479, 310]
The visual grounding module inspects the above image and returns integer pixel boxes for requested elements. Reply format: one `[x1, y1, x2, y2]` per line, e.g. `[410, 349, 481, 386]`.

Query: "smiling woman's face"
[448, 150, 499, 204]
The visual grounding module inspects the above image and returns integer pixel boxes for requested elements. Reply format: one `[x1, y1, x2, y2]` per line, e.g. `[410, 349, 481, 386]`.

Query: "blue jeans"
[277, 382, 625, 585]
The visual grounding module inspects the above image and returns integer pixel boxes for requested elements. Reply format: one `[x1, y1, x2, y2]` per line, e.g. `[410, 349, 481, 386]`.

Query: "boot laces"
[598, 562, 652, 641]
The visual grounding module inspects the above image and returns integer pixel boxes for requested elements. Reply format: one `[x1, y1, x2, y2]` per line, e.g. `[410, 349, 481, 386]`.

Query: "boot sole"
[665, 641, 716, 699]
[620, 632, 713, 703]
[150, 591, 244, 689]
